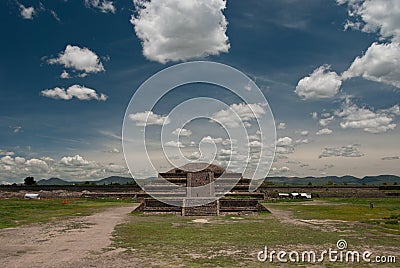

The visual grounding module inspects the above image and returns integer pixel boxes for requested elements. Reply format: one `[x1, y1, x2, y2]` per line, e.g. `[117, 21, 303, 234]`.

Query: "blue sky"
[0, 0, 399, 183]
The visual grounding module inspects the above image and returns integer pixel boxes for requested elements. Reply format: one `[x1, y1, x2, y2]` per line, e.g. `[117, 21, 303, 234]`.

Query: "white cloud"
[1, 156, 15, 166]
[316, 128, 333, 135]
[48, 45, 105, 77]
[172, 128, 192, 137]
[270, 166, 290, 174]
[248, 141, 262, 148]
[277, 137, 293, 146]
[60, 70, 70, 79]
[295, 139, 309, 144]
[201, 136, 223, 144]
[18, 3, 35, 20]
[128, 111, 170, 126]
[338, 0, 400, 42]
[335, 98, 397, 133]
[300, 130, 309, 136]
[0, 152, 130, 182]
[15, 157, 26, 164]
[211, 103, 266, 128]
[50, 10, 60, 21]
[312, 112, 318, 119]
[85, 0, 116, 14]
[0, 150, 15, 156]
[277, 122, 286, 130]
[26, 158, 49, 172]
[319, 144, 364, 158]
[319, 116, 335, 127]
[41, 85, 107, 101]
[164, 141, 185, 148]
[106, 148, 120, 153]
[342, 42, 400, 88]
[381, 105, 400, 116]
[131, 0, 230, 63]
[104, 164, 127, 173]
[295, 65, 342, 100]
[60, 155, 92, 167]
[275, 137, 295, 155]
[10, 126, 22, 133]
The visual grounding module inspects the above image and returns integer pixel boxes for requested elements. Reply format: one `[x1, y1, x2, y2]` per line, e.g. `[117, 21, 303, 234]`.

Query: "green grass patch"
[113, 214, 339, 267]
[264, 198, 400, 222]
[0, 198, 136, 229]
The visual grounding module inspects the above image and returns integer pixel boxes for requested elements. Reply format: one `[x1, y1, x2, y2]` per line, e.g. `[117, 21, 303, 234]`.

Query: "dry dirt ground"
[0, 205, 141, 268]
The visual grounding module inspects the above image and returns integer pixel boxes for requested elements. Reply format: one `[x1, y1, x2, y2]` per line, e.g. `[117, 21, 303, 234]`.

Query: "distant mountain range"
[32, 175, 400, 186]
[264, 175, 400, 186]
[37, 176, 135, 186]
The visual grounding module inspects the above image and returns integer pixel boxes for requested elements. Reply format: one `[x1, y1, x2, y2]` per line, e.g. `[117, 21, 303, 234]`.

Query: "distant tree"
[24, 177, 36, 186]
[394, 182, 398, 185]
[84, 181, 90, 185]
[382, 182, 387, 186]
[327, 180, 334, 186]
[308, 182, 312, 186]
[343, 181, 348, 186]
[362, 183, 366, 186]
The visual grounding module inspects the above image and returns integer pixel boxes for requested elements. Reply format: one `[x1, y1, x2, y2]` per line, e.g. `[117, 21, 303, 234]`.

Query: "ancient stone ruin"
[134, 163, 268, 216]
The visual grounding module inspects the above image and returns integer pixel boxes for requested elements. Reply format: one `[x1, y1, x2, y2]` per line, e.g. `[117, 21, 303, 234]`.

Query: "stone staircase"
[182, 199, 219, 216]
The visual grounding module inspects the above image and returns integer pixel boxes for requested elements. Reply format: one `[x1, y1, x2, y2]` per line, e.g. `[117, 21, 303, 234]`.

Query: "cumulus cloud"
[0, 150, 15, 156]
[128, 111, 170, 126]
[41, 85, 107, 101]
[0, 152, 129, 182]
[319, 144, 364, 158]
[277, 122, 286, 130]
[164, 141, 185, 148]
[248, 140, 262, 148]
[211, 103, 266, 128]
[15, 157, 26, 164]
[338, 0, 400, 42]
[270, 166, 290, 174]
[47, 45, 105, 77]
[26, 158, 49, 172]
[300, 130, 309, 136]
[316, 128, 333, 135]
[275, 137, 295, 155]
[131, 0, 230, 63]
[60, 155, 92, 166]
[1, 156, 15, 166]
[295, 65, 342, 100]
[18, 3, 35, 20]
[85, 0, 116, 14]
[319, 116, 335, 127]
[106, 148, 120, 153]
[277, 137, 293, 146]
[342, 42, 400, 88]
[312, 112, 318, 119]
[335, 98, 397, 133]
[172, 128, 192, 137]
[201, 136, 223, 144]
[60, 70, 70, 79]
[295, 139, 309, 144]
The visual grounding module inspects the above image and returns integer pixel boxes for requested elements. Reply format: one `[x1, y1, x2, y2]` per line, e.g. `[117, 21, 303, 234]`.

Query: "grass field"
[0, 198, 135, 229]
[0, 197, 398, 266]
[113, 198, 399, 267]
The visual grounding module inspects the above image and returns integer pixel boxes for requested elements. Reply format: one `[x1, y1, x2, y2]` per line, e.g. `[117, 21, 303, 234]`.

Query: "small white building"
[278, 193, 290, 198]
[24, 193, 40, 199]
[300, 193, 312, 199]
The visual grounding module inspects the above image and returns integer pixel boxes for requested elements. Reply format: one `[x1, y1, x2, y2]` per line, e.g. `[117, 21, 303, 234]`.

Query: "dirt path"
[0, 205, 138, 268]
